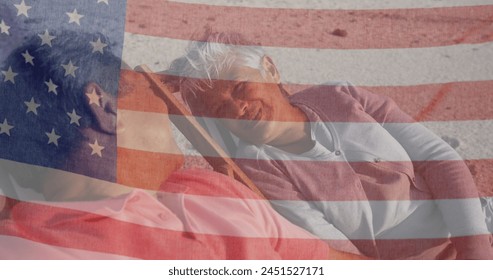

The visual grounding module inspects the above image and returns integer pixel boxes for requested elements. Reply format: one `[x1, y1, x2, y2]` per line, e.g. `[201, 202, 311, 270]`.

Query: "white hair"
[170, 32, 267, 97]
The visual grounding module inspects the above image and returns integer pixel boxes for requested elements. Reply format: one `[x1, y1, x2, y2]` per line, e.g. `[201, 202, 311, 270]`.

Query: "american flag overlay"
[0, 0, 492, 259]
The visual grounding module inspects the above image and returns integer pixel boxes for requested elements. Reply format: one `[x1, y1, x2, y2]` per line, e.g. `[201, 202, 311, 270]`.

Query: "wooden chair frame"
[135, 65, 265, 199]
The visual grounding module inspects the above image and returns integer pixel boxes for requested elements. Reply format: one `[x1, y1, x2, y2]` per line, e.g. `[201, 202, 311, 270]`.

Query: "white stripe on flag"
[1, 159, 491, 239]
[122, 33, 493, 86]
[117, 110, 493, 161]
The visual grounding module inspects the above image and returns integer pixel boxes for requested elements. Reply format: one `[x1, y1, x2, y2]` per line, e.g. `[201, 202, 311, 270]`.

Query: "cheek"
[264, 85, 291, 119]
[252, 83, 279, 102]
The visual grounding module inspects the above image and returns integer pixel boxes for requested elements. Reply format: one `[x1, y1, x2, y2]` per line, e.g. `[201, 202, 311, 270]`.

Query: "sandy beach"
[1, 0, 492, 195]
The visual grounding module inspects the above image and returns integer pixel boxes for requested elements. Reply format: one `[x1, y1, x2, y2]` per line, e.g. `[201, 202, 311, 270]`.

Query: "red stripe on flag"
[465, 159, 493, 197]
[118, 69, 171, 113]
[126, 0, 493, 49]
[3, 195, 488, 259]
[368, 234, 492, 259]
[0, 193, 329, 259]
[142, 72, 493, 122]
[367, 82, 493, 122]
[116, 147, 184, 191]
[285, 81, 493, 122]
[0, 197, 214, 259]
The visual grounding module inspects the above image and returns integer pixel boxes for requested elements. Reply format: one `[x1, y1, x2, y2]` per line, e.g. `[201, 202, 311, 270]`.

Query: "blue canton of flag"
[0, 0, 127, 183]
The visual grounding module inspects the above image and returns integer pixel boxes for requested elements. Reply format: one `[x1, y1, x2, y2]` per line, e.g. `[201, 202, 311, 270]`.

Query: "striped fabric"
[121, 0, 493, 197]
[1, 0, 492, 259]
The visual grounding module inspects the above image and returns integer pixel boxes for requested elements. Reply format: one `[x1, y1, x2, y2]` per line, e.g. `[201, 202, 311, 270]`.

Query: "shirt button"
[335, 150, 341, 156]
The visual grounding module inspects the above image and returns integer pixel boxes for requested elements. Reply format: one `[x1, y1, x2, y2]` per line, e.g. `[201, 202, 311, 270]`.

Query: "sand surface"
[1, 0, 491, 195]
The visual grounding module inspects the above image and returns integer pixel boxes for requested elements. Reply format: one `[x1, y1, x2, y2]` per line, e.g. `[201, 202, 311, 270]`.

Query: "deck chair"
[135, 65, 265, 199]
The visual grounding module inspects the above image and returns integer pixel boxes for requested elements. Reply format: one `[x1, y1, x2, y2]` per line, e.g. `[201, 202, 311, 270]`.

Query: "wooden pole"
[134, 65, 266, 199]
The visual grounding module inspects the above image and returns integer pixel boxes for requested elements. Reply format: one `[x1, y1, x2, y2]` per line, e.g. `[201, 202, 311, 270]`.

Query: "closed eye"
[232, 81, 246, 97]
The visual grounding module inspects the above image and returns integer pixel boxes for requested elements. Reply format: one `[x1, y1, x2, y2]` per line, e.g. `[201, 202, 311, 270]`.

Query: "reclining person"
[0, 30, 330, 259]
[172, 31, 492, 259]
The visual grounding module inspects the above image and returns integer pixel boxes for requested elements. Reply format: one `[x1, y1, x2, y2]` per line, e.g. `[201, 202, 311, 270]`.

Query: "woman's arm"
[343, 83, 491, 258]
[236, 157, 365, 256]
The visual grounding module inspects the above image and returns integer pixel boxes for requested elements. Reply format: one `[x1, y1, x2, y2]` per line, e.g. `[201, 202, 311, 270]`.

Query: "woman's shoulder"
[290, 82, 354, 104]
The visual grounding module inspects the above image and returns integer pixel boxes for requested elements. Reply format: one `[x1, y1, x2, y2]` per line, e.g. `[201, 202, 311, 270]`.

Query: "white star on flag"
[46, 128, 61, 147]
[0, 119, 14, 136]
[22, 50, 35, 65]
[38, 30, 56, 47]
[14, 0, 32, 18]
[1, 66, 18, 84]
[86, 89, 101, 106]
[25, 97, 41, 115]
[67, 109, 82, 126]
[61, 60, 78, 77]
[66, 9, 84, 25]
[0, 20, 11, 35]
[97, 0, 109, 5]
[90, 38, 108, 54]
[89, 139, 104, 157]
[45, 79, 58, 94]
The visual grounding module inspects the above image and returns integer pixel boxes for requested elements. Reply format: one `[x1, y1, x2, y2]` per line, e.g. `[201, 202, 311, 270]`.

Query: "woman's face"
[188, 61, 295, 145]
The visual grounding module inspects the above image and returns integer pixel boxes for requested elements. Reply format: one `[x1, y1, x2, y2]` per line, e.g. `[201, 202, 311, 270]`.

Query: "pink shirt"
[236, 83, 490, 259]
[0, 169, 328, 259]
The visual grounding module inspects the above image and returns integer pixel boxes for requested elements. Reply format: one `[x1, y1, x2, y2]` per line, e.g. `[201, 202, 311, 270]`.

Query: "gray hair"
[168, 32, 267, 98]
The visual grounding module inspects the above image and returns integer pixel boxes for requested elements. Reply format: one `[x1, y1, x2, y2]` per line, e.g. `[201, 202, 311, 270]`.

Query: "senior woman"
[0, 30, 331, 260]
[170, 32, 492, 259]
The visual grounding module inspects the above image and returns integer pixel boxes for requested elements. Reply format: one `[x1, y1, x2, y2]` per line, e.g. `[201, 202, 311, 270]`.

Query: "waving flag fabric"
[122, 0, 493, 235]
[0, 1, 125, 182]
[0, 0, 492, 259]
[0, 0, 330, 260]
[122, 0, 493, 194]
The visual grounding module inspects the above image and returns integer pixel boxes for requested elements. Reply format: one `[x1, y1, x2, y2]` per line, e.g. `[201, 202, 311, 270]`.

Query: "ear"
[261, 56, 280, 83]
[158, 70, 181, 93]
[84, 82, 117, 134]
